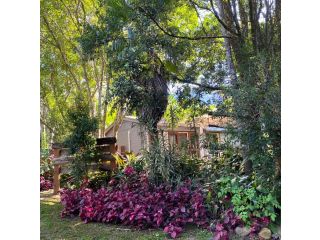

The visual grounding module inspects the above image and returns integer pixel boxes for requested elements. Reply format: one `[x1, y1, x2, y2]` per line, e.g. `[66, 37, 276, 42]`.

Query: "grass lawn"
[40, 190, 212, 240]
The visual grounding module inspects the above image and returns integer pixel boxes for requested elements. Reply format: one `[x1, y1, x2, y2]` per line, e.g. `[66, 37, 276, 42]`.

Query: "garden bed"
[40, 190, 212, 240]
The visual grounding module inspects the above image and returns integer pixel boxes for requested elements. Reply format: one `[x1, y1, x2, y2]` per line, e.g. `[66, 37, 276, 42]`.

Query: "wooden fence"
[51, 137, 117, 194]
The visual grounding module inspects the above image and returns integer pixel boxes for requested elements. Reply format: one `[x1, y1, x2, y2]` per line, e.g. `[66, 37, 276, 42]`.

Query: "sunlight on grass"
[41, 201, 56, 206]
[73, 222, 84, 227]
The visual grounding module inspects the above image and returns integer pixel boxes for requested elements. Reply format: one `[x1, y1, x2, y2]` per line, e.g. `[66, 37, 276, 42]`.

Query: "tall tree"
[79, 0, 226, 139]
[48, 0, 281, 190]
[40, 0, 114, 141]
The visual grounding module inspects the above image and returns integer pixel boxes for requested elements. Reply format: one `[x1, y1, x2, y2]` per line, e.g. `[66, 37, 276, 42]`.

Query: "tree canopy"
[41, 0, 280, 190]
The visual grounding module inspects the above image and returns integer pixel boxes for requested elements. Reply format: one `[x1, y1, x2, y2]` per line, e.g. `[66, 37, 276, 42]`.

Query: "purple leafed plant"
[123, 166, 136, 176]
[212, 208, 271, 240]
[40, 176, 53, 191]
[60, 171, 210, 238]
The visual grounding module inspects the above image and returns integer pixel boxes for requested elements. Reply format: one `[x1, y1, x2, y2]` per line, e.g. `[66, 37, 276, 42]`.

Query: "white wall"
[106, 120, 145, 154]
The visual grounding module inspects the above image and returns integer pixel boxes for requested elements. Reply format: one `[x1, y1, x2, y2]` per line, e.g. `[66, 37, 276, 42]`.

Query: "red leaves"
[164, 224, 183, 239]
[40, 176, 53, 191]
[123, 166, 135, 175]
[212, 208, 271, 240]
[60, 188, 82, 217]
[211, 209, 243, 240]
[249, 216, 270, 235]
[60, 173, 210, 238]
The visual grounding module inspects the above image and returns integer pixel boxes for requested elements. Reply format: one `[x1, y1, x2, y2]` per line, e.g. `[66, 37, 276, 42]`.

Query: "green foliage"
[216, 176, 280, 224]
[64, 98, 98, 186]
[41, 0, 281, 220]
[141, 138, 203, 185]
[198, 135, 243, 182]
[78, 0, 225, 137]
[40, 149, 53, 178]
[113, 152, 145, 173]
[40, 130, 49, 150]
[60, 173, 75, 189]
[41, 0, 112, 142]
[87, 171, 113, 190]
[141, 140, 177, 185]
[164, 95, 185, 129]
[175, 147, 202, 180]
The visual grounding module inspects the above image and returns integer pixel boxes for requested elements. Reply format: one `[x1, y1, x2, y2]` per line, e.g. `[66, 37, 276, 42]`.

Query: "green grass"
[40, 190, 212, 240]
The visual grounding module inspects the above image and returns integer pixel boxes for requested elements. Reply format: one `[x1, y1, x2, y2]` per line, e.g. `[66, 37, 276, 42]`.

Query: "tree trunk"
[97, 72, 103, 137]
[215, 0, 238, 84]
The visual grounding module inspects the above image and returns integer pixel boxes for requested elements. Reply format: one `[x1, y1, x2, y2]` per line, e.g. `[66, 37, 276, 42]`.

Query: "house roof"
[105, 115, 233, 136]
[195, 114, 233, 128]
[123, 116, 140, 123]
[158, 114, 232, 128]
[104, 116, 140, 136]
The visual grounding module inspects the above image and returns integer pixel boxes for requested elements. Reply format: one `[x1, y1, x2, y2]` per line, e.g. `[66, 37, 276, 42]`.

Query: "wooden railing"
[51, 137, 117, 194]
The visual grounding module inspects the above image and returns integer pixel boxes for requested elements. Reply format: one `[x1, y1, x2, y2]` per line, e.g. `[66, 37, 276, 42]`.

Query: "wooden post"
[52, 144, 61, 195]
[109, 144, 117, 170]
[128, 130, 131, 152]
[53, 164, 60, 194]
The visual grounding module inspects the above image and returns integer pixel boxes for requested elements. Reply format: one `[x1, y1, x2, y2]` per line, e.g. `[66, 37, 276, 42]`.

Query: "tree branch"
[137, 7, 231, 40]
[172, 75, 224, 91]
[209, 0, 240, 36]
[42, 15, 82, 92]
[189, 1, 208, 36]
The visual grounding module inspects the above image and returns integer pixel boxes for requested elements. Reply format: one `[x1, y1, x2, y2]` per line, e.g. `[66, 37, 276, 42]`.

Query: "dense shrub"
[60, 171, 210, 238]
[60, 171, 112, 190]
[40, 150, 54, 179]
[64, 97, 98, 186]
[60, 173, 75, 189]
[212, 208, 271, 240]
[87, 171, 112, 190]
[216, 176, 280, 223]
[141, 139, 204, 186]
[60, 188, 82, 217]
[40, 176, 53, 191]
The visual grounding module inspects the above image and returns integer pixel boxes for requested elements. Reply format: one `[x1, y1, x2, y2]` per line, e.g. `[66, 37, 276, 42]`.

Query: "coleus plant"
[60, 170, 210, 238]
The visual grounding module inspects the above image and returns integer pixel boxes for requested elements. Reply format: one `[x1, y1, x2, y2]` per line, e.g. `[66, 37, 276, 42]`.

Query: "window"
[168, 133, 177, 145]
[207, 133, 220, 143]
[177, 133, 188, 146]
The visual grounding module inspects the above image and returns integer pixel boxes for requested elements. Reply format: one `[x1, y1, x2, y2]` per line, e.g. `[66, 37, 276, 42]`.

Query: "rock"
[235, 226, 250, 237]
[258, 228, 272, 240]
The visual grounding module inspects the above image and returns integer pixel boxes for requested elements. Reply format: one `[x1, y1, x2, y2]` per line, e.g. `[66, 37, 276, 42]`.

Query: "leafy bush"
[60, 171, 114, 190]
[211, 208, 270, 240]
[141, 140, 178, 185]
[175, 146, 202, 180]
[64, 97, 98, 186]
[87, 171, 113, 190]
[60, 173, 75, 189]
[113, 152, 144, 173]
[40, 176, 53, 191]
[200, 136, 243, 180]
[60, 188, 82, 217]
[40, 149, 53, 179]
[216, 176, 280, 223]
[60, 170, 210, 238]
[211, 208, 242, 240]
[141, 139, 203, 185]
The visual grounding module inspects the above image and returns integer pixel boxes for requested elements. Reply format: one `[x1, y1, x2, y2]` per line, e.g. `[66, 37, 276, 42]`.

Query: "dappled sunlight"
[41, 200, 58, 206]
[72, 222, 84, 227]
[40, 189, 60, 203]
